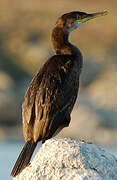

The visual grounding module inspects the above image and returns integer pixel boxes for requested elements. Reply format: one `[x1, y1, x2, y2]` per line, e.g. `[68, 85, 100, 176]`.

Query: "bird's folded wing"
[22, 55, 79, 142]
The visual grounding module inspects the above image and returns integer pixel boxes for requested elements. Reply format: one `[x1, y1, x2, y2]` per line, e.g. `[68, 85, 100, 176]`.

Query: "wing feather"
[22, 55, 80, 142]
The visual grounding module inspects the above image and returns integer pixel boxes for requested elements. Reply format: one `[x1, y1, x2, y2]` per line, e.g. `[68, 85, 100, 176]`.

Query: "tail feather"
[10, 140, 37, 177]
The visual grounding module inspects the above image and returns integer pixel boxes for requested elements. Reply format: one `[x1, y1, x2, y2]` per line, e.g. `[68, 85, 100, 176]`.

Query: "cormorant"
[10, 11, 108, 177]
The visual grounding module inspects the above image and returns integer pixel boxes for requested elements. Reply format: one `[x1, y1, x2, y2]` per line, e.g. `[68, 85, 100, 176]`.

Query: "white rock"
[14, 138, 117, 180]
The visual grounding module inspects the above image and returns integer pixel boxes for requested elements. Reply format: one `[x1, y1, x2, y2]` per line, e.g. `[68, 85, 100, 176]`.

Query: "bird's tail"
[10, 140, 37, 177]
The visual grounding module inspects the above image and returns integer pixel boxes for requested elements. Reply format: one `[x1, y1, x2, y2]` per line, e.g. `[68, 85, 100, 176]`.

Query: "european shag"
[10, 11, 108, 177]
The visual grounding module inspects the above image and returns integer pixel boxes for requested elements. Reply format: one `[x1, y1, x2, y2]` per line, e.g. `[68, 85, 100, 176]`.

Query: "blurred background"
[0, 0, 117, 179]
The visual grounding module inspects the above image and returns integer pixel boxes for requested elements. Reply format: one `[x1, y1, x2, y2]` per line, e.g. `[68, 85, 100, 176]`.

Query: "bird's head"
[56, 11, 108, 33]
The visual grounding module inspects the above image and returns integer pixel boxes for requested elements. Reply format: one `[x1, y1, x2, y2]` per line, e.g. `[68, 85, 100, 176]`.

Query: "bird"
[10, 10, 108, 177]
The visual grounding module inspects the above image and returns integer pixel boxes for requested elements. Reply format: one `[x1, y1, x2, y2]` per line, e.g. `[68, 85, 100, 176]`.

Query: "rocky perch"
[14, 138, 117, 180]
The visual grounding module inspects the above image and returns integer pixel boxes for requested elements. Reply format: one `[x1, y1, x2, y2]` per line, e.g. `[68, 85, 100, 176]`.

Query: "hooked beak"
[79, 11, 108, 23]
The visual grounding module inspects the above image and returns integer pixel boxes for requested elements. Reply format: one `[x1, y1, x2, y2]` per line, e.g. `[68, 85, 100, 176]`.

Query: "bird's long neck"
[51, 25, 81, 56]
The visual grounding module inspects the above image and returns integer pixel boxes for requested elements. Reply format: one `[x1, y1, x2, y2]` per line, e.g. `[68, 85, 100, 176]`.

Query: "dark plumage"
[10, 10, 108, 177]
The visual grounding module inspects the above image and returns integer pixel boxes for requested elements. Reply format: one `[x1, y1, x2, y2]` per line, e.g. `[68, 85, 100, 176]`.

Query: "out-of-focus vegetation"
[0, 0, 117, 144]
